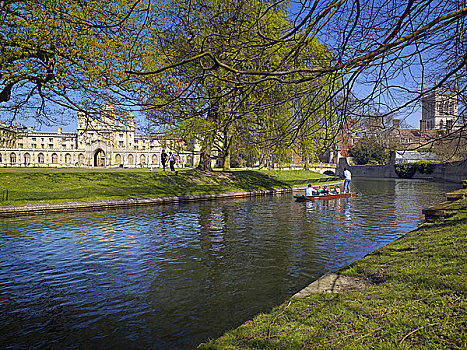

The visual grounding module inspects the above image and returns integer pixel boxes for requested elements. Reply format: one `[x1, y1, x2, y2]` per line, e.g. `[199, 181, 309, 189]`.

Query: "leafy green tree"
[0, 0, 159, 124]
[141, 0, 335, 171]
[350, 136, 390, 165]
[131, 1, 467, 163]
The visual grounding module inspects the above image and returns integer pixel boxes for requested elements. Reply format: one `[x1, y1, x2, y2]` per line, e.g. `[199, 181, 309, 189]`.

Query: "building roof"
[394, 150, 439, 163]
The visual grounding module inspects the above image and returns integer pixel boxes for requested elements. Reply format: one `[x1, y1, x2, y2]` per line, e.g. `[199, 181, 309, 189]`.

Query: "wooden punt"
[294, 192, 357, 201]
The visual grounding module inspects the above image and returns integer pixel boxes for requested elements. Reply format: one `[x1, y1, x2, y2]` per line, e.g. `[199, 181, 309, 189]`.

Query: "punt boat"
[294, 192, 357, 201]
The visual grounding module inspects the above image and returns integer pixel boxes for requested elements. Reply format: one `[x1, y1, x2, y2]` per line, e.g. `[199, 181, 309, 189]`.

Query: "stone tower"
[421, 86, 459, 130]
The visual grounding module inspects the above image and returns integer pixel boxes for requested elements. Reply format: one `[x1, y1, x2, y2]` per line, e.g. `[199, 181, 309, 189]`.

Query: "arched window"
[140, 154, 146, 164]
[10, 152, 16, 164]
[128, 154, 134, 164]
[152, 154, 158, 165]
[52, 153, 58, 163]
[78, 153, 85, 165]
[115, 154, 122, 165]
[24, 153, 31, 165]
[38, 153, 45, 163]
[65, 153, 71, 164]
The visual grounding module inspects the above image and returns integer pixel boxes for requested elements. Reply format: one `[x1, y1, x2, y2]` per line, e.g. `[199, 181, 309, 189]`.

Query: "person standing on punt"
[305, 184, 314, 196]
[343, 167, 352, 193]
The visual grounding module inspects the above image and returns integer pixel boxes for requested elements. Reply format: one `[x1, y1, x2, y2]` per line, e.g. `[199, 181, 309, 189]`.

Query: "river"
[0, 178, 458, 349]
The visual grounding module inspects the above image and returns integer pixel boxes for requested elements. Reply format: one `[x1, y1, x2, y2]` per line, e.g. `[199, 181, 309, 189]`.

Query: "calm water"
[0, 178, 458, 349]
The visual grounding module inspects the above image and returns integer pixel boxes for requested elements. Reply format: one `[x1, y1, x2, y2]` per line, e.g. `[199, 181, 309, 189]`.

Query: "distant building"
[334, 86, 464, 158]
[394, 150, 439, 164]
[386, 119, 447, 150]
[0, 106, 200, 168]
[421, 86, 461, 130]
[0, 123, 18, 148]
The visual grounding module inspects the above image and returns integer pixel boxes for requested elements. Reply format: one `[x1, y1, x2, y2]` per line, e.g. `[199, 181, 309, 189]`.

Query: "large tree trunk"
[223, 150, 231, 171]
[196, 89, 219, 172]
[197, 147, 213, 171]
[303, 152, 309, 170]
[222, 128, 232, 171]
[196, 110, 215, 172]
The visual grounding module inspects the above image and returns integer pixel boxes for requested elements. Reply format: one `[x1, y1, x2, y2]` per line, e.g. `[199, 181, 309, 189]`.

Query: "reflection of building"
[0, 106, 199, 168]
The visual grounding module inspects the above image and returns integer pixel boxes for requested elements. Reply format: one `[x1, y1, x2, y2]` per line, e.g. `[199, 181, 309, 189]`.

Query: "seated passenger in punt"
[332, 185, 340, 194]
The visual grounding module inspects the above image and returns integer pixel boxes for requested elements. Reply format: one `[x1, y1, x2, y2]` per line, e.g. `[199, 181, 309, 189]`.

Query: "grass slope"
[200, 208, 467, 349]
[0, 168, 337, 205]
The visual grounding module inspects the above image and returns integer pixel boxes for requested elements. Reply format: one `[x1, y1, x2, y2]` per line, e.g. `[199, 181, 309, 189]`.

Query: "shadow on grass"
[0, 169, 337, 204]
[228, 170, 339, 191]
[229, 170, 291, 191]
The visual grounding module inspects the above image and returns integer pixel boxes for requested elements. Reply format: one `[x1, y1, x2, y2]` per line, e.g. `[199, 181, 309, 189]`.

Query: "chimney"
[28, 126, 33, 133]
[58, 127, 62, 134]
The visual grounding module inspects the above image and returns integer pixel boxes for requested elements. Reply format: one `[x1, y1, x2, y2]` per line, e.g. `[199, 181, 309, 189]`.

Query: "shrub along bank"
[0, 168, 337, 205]
[200, 189, 467, 349]
[394, 160, 439, 179]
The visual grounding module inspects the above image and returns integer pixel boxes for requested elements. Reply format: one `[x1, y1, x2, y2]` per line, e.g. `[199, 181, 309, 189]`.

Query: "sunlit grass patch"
[0, 168, 337, 205]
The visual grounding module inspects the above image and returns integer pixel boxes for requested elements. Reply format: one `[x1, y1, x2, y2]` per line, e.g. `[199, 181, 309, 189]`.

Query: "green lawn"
[200, 198, 467, 349]
[0, 167, 338, 205]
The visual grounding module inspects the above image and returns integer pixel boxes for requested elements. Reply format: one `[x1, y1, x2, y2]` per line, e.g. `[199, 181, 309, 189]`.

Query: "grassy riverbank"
[200, 193, 467, 348]
[0, 168, 337, 205]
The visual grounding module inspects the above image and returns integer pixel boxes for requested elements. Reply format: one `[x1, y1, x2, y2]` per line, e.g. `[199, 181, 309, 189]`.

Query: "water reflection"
[0, 178, 458, 349]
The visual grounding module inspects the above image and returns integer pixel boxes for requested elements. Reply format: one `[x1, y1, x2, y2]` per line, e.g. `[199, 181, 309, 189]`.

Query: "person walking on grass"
[343, 167, 352, 193]
[161, 150, 168, 171]
[169, 152, 176, 171]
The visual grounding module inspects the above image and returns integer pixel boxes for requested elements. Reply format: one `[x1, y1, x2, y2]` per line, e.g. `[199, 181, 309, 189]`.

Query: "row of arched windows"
[114, 154, 158, 165]
[2, 152, 80, 165]
[1, 152, 162, 166]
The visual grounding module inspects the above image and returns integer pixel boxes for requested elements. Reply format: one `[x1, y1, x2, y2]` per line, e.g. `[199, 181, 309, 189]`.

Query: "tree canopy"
[349, 135, 390, 165]
[139, 0, 338, 170]
[0, 0, 159, 125]
[1, 0, 466, 167]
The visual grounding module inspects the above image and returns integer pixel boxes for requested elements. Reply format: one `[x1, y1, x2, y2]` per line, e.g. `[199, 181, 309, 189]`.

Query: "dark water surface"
[0, 178, 458, 349]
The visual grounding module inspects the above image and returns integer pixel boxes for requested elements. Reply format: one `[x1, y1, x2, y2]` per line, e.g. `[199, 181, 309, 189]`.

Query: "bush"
[416, 160, 437, 174]
[394, 160, 439, 178]
[394, 163, 417, 178]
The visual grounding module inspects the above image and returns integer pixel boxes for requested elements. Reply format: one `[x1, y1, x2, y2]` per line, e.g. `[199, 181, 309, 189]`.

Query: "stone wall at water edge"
[336, 153, 467, 183]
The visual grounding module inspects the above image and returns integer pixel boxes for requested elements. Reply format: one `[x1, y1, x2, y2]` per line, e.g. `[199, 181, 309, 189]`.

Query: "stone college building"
[0, 106, 200, 168]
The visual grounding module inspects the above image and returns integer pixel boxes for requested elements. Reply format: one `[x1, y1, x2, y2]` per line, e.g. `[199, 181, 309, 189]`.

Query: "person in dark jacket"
[161, 150, 168, 171]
